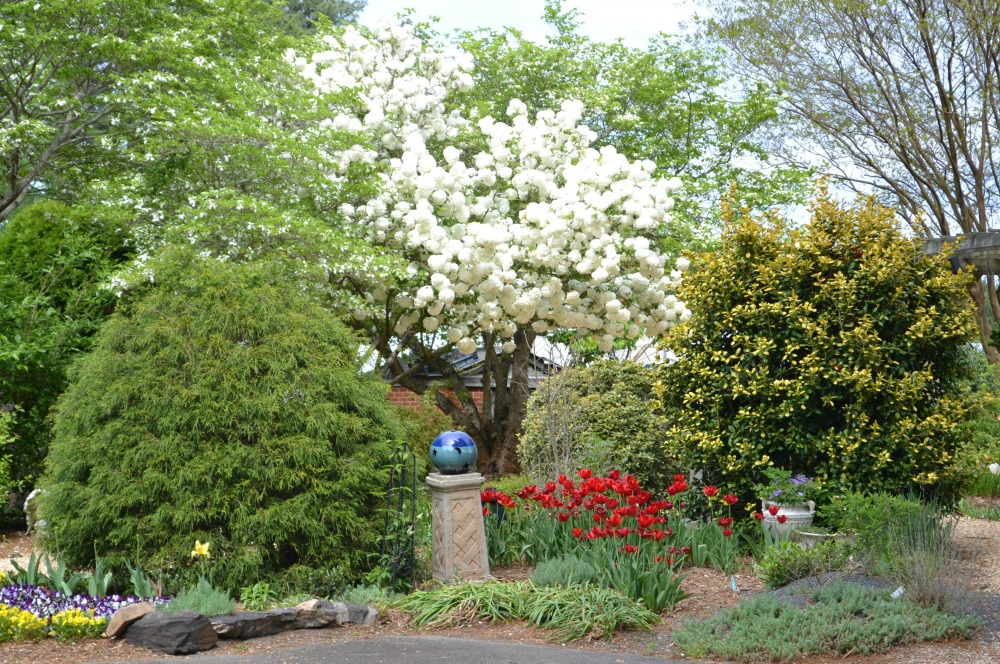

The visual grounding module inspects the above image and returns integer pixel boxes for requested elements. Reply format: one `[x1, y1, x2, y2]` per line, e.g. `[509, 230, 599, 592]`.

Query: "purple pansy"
[0, 585, 169, 621]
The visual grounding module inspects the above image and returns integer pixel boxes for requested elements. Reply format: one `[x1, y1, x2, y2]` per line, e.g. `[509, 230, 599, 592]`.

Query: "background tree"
[271, 0, 367, 35]
[0, 0, 276, 221]
[706, 0, 1000, 360]
[459, 1, 813, 246]
[655, 191, 977, 504]
[0, 200, 130, 501]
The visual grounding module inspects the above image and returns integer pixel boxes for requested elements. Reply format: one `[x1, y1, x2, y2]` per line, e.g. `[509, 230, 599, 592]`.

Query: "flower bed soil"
[1, 511, 998, 664]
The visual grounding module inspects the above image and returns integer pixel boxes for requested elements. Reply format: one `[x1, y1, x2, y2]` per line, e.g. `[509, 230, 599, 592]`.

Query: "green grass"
[965, 471, 1000, 498]
[391, 580, 658, 641]
[674, 581, 980, 662]
[959, 498, 1000, 520]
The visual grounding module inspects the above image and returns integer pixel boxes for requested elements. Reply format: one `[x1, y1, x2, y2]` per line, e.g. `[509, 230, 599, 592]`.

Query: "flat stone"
[211, 609, 300, 639]
[106, 601, 155, 639]
[209, 600, 378, 639]
[125, 610, 218, 655]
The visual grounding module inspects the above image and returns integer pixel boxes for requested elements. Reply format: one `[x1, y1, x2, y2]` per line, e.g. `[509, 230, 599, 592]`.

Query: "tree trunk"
[988, 270, 1000, 330]
[496, 329, 536, 475]
[968, 280, 1000, 363]
[384, 330, 538, 478]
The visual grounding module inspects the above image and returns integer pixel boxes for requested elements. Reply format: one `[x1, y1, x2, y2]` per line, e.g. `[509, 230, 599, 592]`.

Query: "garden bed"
[0, 515, 997, 664]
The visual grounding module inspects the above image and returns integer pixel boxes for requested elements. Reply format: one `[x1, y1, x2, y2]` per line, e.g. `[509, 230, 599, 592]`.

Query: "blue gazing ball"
[430, 430, 478, 474]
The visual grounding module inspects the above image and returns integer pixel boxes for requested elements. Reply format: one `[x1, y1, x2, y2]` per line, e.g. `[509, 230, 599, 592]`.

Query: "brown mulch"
[1, 514, 999, 664]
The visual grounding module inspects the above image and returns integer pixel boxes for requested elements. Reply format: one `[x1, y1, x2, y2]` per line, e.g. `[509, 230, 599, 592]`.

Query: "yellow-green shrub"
[655, 192, 977, 504]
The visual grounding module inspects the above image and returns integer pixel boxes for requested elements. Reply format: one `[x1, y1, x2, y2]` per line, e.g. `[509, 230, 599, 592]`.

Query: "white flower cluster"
[291, 22, 690, 354]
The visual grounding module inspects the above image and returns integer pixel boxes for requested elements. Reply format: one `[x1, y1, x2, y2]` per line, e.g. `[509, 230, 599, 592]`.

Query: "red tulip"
[703, 485, 719, 498]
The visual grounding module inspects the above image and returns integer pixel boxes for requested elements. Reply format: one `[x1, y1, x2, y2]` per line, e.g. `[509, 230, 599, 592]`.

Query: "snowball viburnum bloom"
[290, 22, 691, 353]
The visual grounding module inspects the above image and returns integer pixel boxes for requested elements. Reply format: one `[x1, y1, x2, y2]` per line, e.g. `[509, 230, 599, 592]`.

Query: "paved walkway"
[100, 635, 698, 663]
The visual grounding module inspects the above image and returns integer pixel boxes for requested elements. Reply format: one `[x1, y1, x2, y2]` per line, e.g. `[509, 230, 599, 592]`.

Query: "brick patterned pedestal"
[426, 472, 490, 583]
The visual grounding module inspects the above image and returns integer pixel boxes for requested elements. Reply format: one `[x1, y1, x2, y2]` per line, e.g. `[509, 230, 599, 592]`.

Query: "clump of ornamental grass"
[531, 554, 600, 587]
[334, 584, 402, 608]
[883, 501, 972, 613]
[674, 581, 980, 662]
[164, 577, 236, 617]
[392, 580, 658, 641]
[756, 540, 853, 589]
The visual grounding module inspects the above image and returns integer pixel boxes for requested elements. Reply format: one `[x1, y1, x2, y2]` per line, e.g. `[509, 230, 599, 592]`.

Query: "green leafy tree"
[458, 1, 813, 243]
[0, 200, 130, 490]
[655, 191, 977, 504]
[0, 0, 277, 220]
[39, 257, 403, 592]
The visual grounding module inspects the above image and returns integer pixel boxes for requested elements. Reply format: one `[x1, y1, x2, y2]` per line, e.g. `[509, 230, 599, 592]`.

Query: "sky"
[359, 1, 701, 46]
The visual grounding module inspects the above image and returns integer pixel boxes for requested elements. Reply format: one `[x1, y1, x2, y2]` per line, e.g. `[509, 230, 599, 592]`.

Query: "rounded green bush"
[39, 257, 403, 593]
[518, 359, 671, 489]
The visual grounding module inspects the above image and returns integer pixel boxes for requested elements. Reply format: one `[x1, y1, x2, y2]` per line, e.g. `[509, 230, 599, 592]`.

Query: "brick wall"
[388, 386, 484, 416]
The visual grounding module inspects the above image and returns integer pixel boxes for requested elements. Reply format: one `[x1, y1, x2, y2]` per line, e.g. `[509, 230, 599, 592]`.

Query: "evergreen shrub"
[0, 200, 129, 495]
[39, 258, 403, 593]
[655, 192, 977, 503]
[518, 359, 670, 489]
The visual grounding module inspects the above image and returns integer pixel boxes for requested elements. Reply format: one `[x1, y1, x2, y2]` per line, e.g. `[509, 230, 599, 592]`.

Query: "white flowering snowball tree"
[291, 21, 691, 473]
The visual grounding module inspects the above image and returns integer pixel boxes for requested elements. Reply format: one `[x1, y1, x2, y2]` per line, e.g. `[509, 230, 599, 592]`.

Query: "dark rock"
[345, 602, 373, 625]
[209, 600, 378, 639]
[211, 608, 300, 639]
[106, 601, 155, 639]
[125, 610, 218, 655]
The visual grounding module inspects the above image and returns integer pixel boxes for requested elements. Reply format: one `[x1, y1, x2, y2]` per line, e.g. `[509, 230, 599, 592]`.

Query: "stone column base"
[426, 472, 490, 583]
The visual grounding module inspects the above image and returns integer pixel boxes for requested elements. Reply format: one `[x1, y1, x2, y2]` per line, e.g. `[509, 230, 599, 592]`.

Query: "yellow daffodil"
[190, 540, 211, 559]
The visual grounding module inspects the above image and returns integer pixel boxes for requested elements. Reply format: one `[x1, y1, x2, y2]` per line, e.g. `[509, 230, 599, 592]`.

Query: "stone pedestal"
[426, 472, 490, 583]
